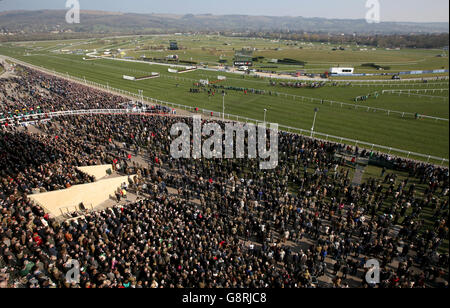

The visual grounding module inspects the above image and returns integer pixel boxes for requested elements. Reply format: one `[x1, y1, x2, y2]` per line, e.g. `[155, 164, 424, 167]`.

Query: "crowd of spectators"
[192, 83, 267, 95]
[0, 67, 448, 288]
[0, 66, 127, 121]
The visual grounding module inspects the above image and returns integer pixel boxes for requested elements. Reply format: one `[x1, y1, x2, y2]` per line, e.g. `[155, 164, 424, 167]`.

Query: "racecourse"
[0, 36, 448, 163]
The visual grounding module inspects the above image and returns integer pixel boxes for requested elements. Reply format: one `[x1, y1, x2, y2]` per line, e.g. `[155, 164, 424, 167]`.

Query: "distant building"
[169, 41, 179, 50]
[329, 67, 354, 76]
[234, 49, 253, 67]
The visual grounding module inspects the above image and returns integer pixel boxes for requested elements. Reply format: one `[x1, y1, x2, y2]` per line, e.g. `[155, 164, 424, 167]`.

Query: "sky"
[0, 0, 448, 23]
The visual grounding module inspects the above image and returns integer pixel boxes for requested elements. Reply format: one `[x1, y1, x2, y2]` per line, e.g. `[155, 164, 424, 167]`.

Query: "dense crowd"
[269, 81, 327, 89]
[192, 83, 267, 95]
[0, 67, 448, 288]
[0, 66, 127, 121]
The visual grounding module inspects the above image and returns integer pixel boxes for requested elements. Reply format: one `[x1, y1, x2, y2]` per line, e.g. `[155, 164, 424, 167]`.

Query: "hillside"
[0, 10, 448, 35]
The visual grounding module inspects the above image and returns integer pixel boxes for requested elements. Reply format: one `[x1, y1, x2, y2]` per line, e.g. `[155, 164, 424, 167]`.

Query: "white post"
[311, 108, 318, 138]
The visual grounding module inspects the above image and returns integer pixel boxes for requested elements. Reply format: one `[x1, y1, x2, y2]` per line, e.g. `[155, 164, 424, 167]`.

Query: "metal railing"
[383, 88, 449, 93]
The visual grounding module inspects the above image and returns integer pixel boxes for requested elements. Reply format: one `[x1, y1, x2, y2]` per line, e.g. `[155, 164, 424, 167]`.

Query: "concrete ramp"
[351, 158, 369, 187]
[77, 165, 112, 180]
[29, 175, 135, 217]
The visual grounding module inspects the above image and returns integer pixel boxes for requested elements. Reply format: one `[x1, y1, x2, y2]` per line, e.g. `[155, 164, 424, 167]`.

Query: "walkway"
[351, 158, 369, 187]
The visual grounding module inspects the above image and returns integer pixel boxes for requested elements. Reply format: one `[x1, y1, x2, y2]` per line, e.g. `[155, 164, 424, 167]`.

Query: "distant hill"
[0, 10, 448, 35]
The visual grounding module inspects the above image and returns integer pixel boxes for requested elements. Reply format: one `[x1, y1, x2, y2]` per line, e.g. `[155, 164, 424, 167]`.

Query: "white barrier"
[382, 89, 449, 100]
[383, 88, 449, 93]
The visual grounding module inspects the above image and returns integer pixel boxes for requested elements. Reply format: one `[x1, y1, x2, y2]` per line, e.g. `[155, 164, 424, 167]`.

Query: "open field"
[0, 35, 448, 164]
